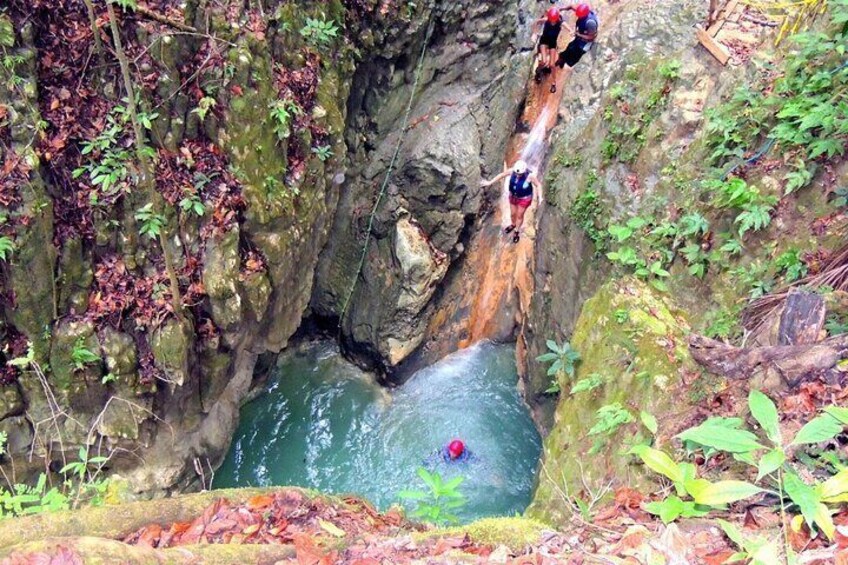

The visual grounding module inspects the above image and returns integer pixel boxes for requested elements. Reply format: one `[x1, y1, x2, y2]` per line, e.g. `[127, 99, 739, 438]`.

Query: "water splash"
[214, 341, 541, 523]
[519, 107, 551, 172]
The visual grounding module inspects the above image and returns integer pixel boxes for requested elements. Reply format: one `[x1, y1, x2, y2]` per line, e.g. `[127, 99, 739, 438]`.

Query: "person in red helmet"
[550, 3, 599, 93]
[533, 7, 564, 81]
[439, 439, 472, 462]
[448, 440, 465, 460]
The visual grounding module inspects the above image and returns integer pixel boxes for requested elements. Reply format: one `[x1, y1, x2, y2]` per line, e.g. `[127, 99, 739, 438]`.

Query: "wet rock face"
[0, 0, 534, 495]
[312, 0, 535, 373]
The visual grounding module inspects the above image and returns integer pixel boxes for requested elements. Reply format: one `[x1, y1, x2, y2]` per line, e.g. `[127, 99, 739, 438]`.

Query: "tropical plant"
[71, 338, 100, 371]
[135, 203, 166, 240]
[0, 236, 14, 262]
[268, 98, 302, 141]
[191, 96, 217, 122]
[311, 145, 332, 162]
[398, 467, 465, 525]
[570, 373, 605, 395]
[632, 390, 848, 550]
[179, 193, 205, 217]
[536, 340, 581, 394]
[300, 17, 340, 46]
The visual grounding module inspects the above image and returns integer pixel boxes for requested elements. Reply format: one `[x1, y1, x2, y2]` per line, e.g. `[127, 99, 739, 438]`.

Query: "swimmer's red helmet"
[448, 440, 465, 459]
[546, 7, 560, 24]
[575, 3, 591, 19]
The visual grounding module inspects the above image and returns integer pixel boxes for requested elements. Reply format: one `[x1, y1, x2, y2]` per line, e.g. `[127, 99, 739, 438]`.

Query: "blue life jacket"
[576, 11, 599, 49]
[509, 172, 534, 199]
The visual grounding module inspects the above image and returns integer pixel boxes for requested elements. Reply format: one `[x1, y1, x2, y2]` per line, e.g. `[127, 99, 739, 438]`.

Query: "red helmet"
[546, 7, 560, 23]
[448, 440, 465, 459]
[575, 3, 591, 18]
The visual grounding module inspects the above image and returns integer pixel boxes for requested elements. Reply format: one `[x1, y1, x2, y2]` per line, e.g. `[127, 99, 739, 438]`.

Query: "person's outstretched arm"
[480, 170, 510, 187]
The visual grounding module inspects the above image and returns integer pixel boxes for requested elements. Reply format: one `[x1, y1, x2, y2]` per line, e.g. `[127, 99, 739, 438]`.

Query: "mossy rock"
[202, 228, 242, 330]
[426, 517, 550, 552]
[150, 318, 194, 387]
[527, 277, 696, 527]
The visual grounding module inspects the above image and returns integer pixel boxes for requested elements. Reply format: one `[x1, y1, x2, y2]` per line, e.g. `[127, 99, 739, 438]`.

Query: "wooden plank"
[706, 0, 740, 36]
[697, 27, 731, 65]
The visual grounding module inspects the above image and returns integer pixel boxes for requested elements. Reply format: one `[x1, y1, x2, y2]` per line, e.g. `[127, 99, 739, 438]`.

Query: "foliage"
[718, 519, 782, 565]
[71, 338, 100, 371]
[774, 249, 808, 282]
[704, 307, 741, 341]
[300, 17, 340, 47]
[589, 403, 633, 437]
[536, 340, 581, 394]
[569, 186, 607, 252]
[705, 2, 848, 166]
[0, 235, 14, 262]
[398, 468, 465, 525]
[191, 96, 217, 122]
[179, 193, 205, 217]
[312, 145, 332, 162]
[632, 390, 848, 544]
[825, 314, 848, 336]
[0, 447, 111, 518]
[134, 203, 166, 240]
[570, 373, 605, 395]
[72, 102, 157, 203]
[268, 98, 303, 141]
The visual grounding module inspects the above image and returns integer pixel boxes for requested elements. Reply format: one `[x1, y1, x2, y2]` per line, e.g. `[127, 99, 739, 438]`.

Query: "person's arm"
[480, 170, 510, 187]
[530, 174, 544, 204]
[534, 16, 546, 28]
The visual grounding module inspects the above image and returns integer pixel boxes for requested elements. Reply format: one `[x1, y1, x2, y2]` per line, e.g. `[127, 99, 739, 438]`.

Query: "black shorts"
[556, 39, 588, 68]
[539, 33, 559, 49]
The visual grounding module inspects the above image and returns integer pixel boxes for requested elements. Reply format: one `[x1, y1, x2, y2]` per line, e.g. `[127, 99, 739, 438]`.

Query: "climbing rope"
[337, 17, 437, 329]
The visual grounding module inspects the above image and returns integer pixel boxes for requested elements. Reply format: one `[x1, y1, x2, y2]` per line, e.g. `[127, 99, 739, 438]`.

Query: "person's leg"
[510, 204, 519, 227]
[515, 205, 527, 231]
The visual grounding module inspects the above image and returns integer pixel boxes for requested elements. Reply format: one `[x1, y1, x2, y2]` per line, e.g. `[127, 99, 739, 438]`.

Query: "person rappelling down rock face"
[550, 3, 599, 93]
[480, 160, 543, 244]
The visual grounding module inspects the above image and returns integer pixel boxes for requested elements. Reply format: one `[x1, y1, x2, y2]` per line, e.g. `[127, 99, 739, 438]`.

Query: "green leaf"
[756, 448, 785, 481]
[640, 411, 658, 435]
[717, 518, 746, 549]
[748, 390, 781, 444]
[691, 480, 763, 506]
[824, 406, 848, 425]
[677, 422, 766, 454]
[629, 445, 683, 483]
[645, 495, 684, 524]
[791, 414, 844, 445]
[813, 503, 836, 540]
[817, 467, 848, 501]
[783, 471, 821, 535]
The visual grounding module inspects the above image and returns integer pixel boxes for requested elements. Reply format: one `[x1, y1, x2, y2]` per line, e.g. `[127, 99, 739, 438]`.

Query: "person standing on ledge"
[480, 160, 543, 244]
[534, 7, 564, 82]
[550, 3, 599, 93]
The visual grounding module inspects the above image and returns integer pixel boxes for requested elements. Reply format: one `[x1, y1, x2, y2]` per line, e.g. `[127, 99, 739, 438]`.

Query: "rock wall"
[0, 0, 532, 495]
[524, 0, 846, 528]
[310, 0, 535, 375]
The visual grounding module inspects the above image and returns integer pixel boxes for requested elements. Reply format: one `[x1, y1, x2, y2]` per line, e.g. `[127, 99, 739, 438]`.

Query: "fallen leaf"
[318, 519, 346, 538]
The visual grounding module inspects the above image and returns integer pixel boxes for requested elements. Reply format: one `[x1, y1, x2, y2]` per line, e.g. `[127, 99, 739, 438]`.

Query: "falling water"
[519, 107, 552, 172]
[214, 341, 542, 523]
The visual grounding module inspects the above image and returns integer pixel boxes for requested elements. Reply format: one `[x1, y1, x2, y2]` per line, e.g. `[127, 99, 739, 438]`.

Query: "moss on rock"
[527, 277, 695, 527]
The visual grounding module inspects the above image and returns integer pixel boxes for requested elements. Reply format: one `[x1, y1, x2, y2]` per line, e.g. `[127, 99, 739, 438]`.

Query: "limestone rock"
[150, 318, 193, 388]
[528, 278, 696, 527]
[0, 386, 23, 421]
[202, 228, 242, 331]
[240, 271, 271, 323]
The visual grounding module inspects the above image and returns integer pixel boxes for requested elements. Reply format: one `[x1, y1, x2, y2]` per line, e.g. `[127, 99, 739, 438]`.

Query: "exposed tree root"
[689, 333, 848, 385]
